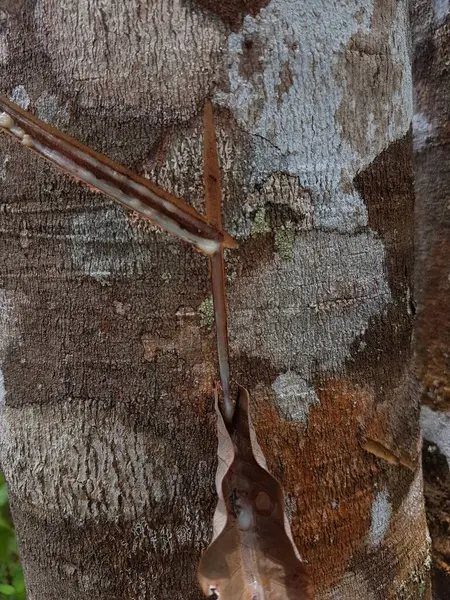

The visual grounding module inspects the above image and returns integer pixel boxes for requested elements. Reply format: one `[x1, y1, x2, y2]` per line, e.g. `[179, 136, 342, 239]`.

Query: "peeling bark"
[0, 1, 430, 599]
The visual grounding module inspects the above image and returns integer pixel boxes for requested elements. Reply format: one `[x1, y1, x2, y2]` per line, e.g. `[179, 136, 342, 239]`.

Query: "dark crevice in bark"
[187, 0, 270, 31]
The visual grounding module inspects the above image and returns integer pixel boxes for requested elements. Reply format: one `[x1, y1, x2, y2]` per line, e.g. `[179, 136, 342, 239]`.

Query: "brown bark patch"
[232, 352, 279, 390]
[355, 132, 415, 293]
[238, 32, 266, 80]
[252, 378, 380, 592]
[352, 133, 414, 369]
[236, 232, 274, 276]
[413, 4, 450, 596]
[188, 0, 270, 31]
[416, 238, 450, 411]
[277, 60, 294, 107]
[363, 380, 421, 474]
[335, 0, 403, 159]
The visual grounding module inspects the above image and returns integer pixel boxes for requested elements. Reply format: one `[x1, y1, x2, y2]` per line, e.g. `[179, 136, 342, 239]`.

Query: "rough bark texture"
[412, 1, 450, 598]
[0, 1, 430, 599]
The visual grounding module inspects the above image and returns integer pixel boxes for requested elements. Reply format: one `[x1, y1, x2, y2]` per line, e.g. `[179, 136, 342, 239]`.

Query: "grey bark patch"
[368, 489, 391, 546]
[433, 0, 449, 23]
[0, 155, 9, 181]
[10, 85, 30, 109]
[70, 206, 154, 280]
[229, 230, 391, 380]
[0, 368, 4, 411]
[0, 10, 9, 65]
[34, 0, 227, 120]
[421, 406, 450, 468]
[413, 113, 434, 151]
[215, 0, 412, 236]
[272, 372, 319, 424]
[36, 91, 69, 128]
[0, 400, 182, 522]
[0, 289, 21, 360]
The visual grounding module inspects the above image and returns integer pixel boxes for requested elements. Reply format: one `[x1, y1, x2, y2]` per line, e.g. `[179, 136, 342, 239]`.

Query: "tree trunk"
[0, 1, 430, 598]
[412, 2, 450, 598]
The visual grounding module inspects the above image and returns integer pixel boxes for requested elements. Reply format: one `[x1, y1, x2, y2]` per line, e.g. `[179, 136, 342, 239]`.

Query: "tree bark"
[412, 2, 450, 598]
[0, 1, 430, 599]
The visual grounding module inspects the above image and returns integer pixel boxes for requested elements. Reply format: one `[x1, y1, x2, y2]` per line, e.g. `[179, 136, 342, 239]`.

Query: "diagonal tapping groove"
[0, 95, 237, 254]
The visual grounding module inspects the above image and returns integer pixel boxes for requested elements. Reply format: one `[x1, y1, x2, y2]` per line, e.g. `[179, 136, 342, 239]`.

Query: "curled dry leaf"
[198, 387, 313, 599]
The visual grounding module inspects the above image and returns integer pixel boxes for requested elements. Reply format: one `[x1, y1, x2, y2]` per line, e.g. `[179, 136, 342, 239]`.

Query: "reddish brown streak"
[203, 100, 233, 422]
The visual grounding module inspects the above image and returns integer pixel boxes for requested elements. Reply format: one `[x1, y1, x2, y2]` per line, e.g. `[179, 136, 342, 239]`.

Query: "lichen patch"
[368, 489, 392, 546]
[198, 296, 215, 329]
[216, 0, 412, 237]
[271, 372, 319, 425]
[0, 289, 21, 361]
[229, 230, 391, 381]
[0, 369, 5, 411]
[0, 10, 9, 65]
[10, 85, 30, 110]
[70, 207, 153, 280]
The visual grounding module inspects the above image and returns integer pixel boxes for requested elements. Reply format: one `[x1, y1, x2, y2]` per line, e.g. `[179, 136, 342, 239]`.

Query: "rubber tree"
[0, 1, 431, 598]
[412, 1, 450, 598]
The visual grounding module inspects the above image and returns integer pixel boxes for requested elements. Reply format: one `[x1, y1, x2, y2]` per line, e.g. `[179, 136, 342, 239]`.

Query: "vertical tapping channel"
[203, 100, 233, 422]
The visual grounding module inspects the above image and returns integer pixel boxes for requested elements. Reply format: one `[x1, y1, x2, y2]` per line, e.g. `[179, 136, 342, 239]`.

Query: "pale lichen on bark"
[70, 207, 155, 281]
[10, 85, 30, 110]
[0, 9, 9, 66]
[228, 231, 391, 378]
[368, 489, 391, 546]
[271, 372, 319, 425]
[215, 0, 412, 233]
[420, 407, 450, 468]
[35, 91, 69, 127]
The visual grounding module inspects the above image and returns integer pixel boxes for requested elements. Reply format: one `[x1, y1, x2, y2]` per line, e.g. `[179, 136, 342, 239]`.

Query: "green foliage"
[0, 474, 25, 600]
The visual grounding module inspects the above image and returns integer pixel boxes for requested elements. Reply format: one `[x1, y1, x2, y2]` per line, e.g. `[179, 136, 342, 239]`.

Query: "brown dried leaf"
[198, 387, 313, 599]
